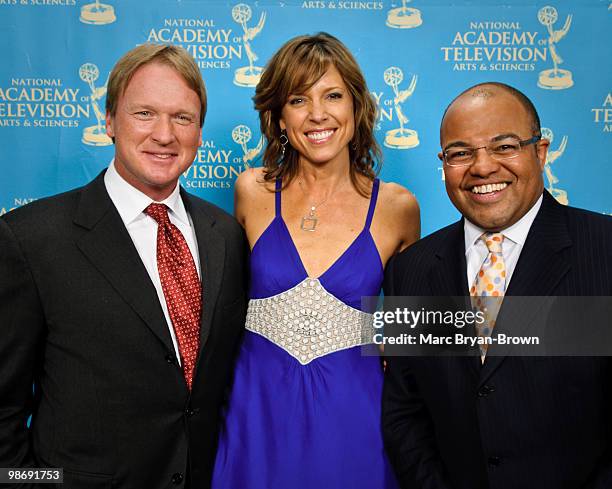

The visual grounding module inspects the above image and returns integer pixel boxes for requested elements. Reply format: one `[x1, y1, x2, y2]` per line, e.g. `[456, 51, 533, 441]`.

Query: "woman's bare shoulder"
[235, 167, 275, 197]
[377, 180, 421, 250]
[234, 167, 276, 228]
[378, 181, 419, 216]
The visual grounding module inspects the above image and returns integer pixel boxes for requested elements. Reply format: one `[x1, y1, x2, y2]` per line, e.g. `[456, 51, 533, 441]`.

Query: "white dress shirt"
[104, 161, 201, 364]
[464, 194, 543, 290]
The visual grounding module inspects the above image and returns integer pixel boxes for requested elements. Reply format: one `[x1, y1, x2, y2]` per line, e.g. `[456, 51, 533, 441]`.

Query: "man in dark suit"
[382, 82, 612, 489]
[0, 44, 247, 488]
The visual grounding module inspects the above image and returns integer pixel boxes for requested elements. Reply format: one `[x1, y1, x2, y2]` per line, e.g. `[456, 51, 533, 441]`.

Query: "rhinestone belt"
[245, 278, 375, 365]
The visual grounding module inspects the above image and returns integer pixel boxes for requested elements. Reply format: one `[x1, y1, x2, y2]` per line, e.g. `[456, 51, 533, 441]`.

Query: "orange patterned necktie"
[470, 232, 506, 358]
[145, 203, 202, 390]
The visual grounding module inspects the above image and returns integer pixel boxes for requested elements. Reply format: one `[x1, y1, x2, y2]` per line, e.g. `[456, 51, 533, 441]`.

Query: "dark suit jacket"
[382, 191, 612, 489]
[0, 172, 248, 489]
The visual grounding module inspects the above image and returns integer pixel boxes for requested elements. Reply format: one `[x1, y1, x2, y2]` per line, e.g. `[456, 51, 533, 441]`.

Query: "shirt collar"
[464, 193, 543, 253]
[104, 160, 189, 225]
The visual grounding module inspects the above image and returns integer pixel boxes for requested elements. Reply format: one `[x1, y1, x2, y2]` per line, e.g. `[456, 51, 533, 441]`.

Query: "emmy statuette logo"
[79, 63, 112, 146]
[232, 3, 266, 87]
[386, 0, 422, 29]
[542, 127, 569, 205]
[537, 6, 573, 90]
[232, 125, 263, 169]
[383, 67, 419, 149]
[80, 0, 116, 25]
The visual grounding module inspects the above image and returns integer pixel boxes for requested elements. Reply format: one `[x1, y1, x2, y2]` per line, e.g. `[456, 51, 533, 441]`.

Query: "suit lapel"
[431, 221, 481, 377]
[479, 191, 572, 385]
[182, 191, 226, 355]
[503, 192, 572, 296]
[431, 220, 469, 297]
[74, 173, 175, 354]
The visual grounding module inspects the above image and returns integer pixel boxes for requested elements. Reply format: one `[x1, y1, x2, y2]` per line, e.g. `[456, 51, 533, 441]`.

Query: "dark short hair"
[253, 32, 381, 195]
[440, 82, 541, 139]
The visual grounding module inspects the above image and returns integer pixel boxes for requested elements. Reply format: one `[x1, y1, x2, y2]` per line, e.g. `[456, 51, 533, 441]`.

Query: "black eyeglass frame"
[442, 134, 542, 167]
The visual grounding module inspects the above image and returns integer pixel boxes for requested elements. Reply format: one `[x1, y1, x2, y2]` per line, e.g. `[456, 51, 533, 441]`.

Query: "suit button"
[165, 354, 176, 365]
[185, 407, 200, 417]
[478, 385, 495, 398]
[488, 456, 501, 467]
[171, 472, 184, 484]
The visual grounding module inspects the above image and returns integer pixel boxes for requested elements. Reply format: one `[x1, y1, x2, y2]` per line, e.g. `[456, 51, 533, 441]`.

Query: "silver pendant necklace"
[301, 204, 320, 232]
[298, 179, 330, 232]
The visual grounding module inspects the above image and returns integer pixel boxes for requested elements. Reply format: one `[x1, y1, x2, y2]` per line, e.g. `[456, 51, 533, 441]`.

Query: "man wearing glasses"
[382, 82, 612, 489]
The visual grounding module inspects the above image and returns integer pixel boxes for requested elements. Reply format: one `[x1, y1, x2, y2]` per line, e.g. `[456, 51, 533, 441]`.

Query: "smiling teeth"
[471, 182, 508, 194]
[154, 154, 173, 159]
[307, 130, 334, 141]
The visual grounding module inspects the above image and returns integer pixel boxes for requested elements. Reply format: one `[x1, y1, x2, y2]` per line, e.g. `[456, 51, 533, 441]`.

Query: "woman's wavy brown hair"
[253, 32, 381, 195]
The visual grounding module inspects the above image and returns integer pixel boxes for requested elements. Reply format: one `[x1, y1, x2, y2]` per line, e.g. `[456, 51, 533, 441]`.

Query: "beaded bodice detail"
[246, 278, 375, 365]
[245, 178, 383, 363]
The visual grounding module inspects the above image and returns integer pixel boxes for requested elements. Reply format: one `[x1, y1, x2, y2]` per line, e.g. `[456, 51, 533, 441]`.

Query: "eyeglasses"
[443, 135, 541, 167]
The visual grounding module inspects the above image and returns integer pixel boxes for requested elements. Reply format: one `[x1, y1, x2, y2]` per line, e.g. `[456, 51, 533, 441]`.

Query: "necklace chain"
[298, 179, 331, 212]
[297, 178, 337, 232]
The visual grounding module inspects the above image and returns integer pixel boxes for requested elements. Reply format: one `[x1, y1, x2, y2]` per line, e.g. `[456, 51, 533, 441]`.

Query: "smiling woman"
[253, 32, 380, 195]
[211, 33, 420, 489]
[279, 65, 355, 181]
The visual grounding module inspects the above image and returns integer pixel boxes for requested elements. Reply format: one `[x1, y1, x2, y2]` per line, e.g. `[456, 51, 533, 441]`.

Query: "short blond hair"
[106, 44, 207, 126]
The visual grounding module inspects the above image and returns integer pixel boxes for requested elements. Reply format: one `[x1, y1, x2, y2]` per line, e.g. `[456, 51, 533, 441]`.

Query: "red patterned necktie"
[145, 203, 202, 390]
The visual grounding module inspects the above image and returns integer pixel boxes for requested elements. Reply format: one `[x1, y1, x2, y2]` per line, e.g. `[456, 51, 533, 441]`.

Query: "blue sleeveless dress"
[212, 179, 398, 489]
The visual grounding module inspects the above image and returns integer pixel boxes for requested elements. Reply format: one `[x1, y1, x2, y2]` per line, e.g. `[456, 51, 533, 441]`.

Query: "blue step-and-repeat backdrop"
[1, 0, 610, 236]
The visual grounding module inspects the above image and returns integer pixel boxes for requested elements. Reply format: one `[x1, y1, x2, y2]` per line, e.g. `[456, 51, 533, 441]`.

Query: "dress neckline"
[279, 218, 370, 281]
[274, 178, 381, 280]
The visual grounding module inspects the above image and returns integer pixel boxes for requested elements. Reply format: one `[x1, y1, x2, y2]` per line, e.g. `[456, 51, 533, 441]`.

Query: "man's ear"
[536, 138, 550, 171]
[105, 112, 116, 144]
[106, 112, 114, 137]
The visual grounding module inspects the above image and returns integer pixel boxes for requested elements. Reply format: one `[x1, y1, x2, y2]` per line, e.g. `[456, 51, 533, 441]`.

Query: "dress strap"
[275, 178, 282, 217]
[364, 178, 380, 230]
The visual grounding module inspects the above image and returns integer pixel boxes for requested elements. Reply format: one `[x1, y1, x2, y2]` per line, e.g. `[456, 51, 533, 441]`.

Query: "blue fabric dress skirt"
[212, 179, 398, 489]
